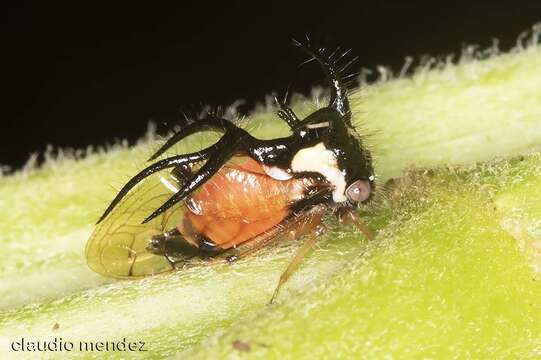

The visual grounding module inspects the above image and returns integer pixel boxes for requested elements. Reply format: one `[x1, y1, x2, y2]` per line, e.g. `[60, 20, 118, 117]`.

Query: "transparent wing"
[86, 168, 191, 278]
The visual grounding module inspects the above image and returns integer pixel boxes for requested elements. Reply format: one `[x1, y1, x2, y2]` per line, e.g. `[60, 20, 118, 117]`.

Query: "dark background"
[3, 1, 541, 170]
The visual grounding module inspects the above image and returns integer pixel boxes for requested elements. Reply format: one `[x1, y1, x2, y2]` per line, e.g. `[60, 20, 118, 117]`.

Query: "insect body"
[86, 42, 375, 302]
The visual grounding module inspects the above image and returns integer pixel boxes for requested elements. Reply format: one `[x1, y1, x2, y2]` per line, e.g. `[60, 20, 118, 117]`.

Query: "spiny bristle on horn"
[292, 39, 353, 123]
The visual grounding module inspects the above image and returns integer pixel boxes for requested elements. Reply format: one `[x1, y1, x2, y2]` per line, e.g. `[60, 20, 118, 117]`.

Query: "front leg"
[337, 208, 375, 240]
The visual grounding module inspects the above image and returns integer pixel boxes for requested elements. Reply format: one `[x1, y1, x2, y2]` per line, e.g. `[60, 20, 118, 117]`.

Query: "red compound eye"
[346, 180, 371, 203]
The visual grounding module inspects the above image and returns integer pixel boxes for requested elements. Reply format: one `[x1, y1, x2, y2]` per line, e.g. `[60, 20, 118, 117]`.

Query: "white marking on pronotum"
[291, 142, 347, 202]
[306, 122, 330, 129]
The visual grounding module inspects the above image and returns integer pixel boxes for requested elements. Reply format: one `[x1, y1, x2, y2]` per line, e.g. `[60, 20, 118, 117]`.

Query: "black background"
[3, 1, 541, 170]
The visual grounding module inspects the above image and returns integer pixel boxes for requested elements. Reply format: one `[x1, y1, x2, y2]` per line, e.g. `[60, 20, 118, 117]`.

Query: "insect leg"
[269, 223, 327, 304]
[148, 116, 237, 161]
[148, 226, 225, 268]
[97, 151, 212, 223]
[147, 229, 199, 263]
[224, 224, 286, 264]
[225, 193, 331, 263]
[337, 208, 375, 240]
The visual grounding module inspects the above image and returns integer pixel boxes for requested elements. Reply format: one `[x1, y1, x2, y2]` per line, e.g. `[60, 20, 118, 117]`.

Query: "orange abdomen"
[180, 158, 306, 249]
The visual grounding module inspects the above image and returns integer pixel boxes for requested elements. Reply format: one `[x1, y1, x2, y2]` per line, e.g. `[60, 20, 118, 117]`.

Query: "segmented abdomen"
[180, 158, 307, 249]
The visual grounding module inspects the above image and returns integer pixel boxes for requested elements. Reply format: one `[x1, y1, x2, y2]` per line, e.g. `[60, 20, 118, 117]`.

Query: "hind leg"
[147, 228, 223, 267]
[269, 223, 327, 304]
